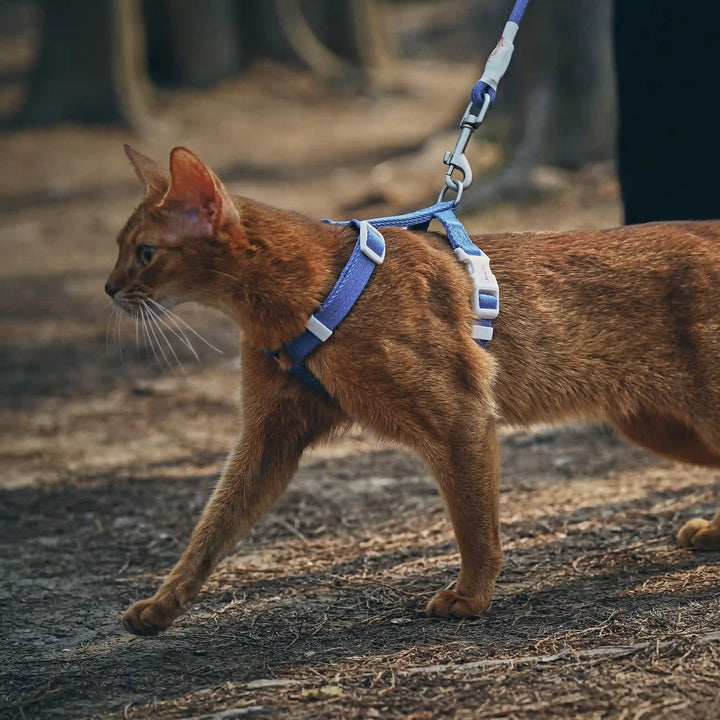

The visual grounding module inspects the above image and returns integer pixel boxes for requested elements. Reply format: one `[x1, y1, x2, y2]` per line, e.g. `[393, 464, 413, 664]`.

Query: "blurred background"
[0, 0, 617, 210]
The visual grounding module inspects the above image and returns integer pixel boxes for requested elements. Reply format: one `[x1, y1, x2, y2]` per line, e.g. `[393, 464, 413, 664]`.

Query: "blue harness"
[265, 201, 499, 396]
[265, 0, 529, 395]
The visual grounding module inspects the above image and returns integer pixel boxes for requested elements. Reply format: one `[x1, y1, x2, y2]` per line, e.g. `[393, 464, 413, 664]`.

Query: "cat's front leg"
[122, 360, 341, 636]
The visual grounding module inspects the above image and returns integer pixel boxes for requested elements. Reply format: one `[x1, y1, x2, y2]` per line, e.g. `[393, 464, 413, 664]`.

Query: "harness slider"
[472, 322, 494, 343]
[358, 221, 386, 264]
[305, 314, 333, 342]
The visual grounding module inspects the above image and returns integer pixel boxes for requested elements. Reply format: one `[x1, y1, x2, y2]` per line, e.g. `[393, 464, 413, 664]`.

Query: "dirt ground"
[2, 39, 720, 720]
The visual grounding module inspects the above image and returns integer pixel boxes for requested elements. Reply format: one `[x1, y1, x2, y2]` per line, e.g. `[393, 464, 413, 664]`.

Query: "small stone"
[132, 382, 154, 396]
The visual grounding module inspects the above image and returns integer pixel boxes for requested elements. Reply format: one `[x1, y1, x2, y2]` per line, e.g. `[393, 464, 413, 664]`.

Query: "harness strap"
[285, 220, 385, 363]
[347, 200, 456, 230]
[267, 221, 385, 395]
[262, 2, 527, 393]
[330, 202, 499, 347]
[434, 209, 498, 349]
[434, 208, 482, 256]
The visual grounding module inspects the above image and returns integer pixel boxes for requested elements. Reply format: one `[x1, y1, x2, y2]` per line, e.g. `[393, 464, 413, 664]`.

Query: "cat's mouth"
[113, 292, 181, 327]
[113, 292, 149, 316]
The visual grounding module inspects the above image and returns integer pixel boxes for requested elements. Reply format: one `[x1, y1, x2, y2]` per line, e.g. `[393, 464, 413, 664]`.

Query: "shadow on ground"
[3, 426, 719, 719]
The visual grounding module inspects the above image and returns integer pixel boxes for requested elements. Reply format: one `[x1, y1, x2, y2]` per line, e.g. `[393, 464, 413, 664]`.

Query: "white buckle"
[359, 221, 385, 265]
[454, 247, 499, 320]
[305, 314, 333, 342]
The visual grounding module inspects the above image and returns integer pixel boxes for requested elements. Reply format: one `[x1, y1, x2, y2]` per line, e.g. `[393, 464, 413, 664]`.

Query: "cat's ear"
[161, 147, 240, 236]
[123, 144, 169, 196]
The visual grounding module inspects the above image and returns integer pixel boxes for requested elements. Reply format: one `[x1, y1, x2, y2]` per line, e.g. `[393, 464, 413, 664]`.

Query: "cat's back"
[478, 219, 720, 274]
[479, 219, 720, 312]
[475, 220, 720, 424]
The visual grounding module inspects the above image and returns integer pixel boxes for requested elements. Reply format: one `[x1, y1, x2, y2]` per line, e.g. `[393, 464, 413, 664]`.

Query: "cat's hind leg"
[676, 510, 720, 550]
[422, 411, 502, 618]
[611, 411, 720, 550]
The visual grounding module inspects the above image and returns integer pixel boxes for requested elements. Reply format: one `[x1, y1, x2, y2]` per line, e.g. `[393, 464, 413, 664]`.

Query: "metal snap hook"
[439, 93, 492, 207]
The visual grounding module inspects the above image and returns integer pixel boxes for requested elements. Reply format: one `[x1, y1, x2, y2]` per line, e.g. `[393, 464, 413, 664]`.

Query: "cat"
[108, 145, 720, 636]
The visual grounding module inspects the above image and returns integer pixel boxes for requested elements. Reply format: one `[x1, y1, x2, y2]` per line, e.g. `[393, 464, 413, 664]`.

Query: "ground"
[1, 52, 720, 720]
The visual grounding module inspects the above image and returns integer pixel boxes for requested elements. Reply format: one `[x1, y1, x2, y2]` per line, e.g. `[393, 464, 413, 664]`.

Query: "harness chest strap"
[265, 220, 386, 396]
[265, 203, 499, 393]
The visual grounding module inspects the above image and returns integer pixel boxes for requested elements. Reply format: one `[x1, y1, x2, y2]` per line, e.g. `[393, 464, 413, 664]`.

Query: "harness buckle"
[358, 221, 386, 265]
[454, 247, 500, 320]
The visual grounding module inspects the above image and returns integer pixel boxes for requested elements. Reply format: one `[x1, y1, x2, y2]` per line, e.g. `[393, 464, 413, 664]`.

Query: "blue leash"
[266, 1, 528, 395]
[444, 0, 530, 201]
[472, 0, 530, 106]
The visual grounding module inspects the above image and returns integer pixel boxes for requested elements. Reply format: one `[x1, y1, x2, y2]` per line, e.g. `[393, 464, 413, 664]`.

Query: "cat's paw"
[122, 595, 181, 636]
[677, 518, 720, 550]
[424, 589, 489, 619]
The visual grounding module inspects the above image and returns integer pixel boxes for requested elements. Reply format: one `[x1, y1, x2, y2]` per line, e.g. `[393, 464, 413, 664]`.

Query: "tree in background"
[11, 0, 618, 214]
[14, 0, 155, 129]
[14, 0, 394, 129]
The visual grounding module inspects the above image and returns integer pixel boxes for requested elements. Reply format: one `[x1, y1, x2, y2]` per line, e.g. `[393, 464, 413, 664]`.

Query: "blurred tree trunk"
[615, 0, 720, 223]
[145, 0, 242, 87]
[264, 0, 395, 85]
[149, 0, 396, 86]
[15, 0, 157, 130]
[465, 0, 615, 209]
[13, 0, 394, 128]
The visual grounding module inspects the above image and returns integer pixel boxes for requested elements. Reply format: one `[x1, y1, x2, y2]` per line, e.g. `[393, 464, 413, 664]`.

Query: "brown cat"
[108, 145, 720, 636]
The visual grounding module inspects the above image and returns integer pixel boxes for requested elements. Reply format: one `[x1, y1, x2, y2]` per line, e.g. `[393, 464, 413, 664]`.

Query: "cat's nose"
[105, 281, 118, 298]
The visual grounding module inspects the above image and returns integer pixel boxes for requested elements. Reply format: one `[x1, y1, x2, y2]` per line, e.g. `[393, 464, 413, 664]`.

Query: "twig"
[400, 630, 720, 677]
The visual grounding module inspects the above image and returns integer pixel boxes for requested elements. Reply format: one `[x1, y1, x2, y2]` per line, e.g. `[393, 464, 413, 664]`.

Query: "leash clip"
[440, 94, 492, 204]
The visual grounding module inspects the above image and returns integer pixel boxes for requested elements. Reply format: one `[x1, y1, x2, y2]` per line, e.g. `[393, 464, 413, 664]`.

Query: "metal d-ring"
[438, 178, 463, 206]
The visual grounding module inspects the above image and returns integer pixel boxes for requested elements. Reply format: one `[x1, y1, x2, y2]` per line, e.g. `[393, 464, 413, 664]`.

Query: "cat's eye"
[137, 245, 156, 266]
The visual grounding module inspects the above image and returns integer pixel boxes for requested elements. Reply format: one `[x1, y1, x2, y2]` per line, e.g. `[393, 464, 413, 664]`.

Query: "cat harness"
[265, 201, 499, 396]
[265, 0, 530, 394]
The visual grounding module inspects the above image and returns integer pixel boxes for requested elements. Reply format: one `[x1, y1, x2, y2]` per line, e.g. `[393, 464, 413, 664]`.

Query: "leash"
[442, 0, 530, 205]
[266, 1, 529, 395]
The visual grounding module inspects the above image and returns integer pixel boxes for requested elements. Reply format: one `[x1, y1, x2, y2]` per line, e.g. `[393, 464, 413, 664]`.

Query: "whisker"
[134, 305, 140, 351]
[139, 305, 151, 357]
[144, 302, 185, 374]
[116, 306, 127, 367]
[208, 268, 243, 283]
[106, 305, 116, 357]
[89, 298, 115, 322]
[140, 306, 162, 368]
[144, 301, 200, 361]
[147, 297, 223, 354]
[137, 306, 147, 356]
[142, 302, 176, 374]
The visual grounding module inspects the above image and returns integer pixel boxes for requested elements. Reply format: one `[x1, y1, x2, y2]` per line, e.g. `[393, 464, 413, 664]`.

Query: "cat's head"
[105, 146, 241, 315]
